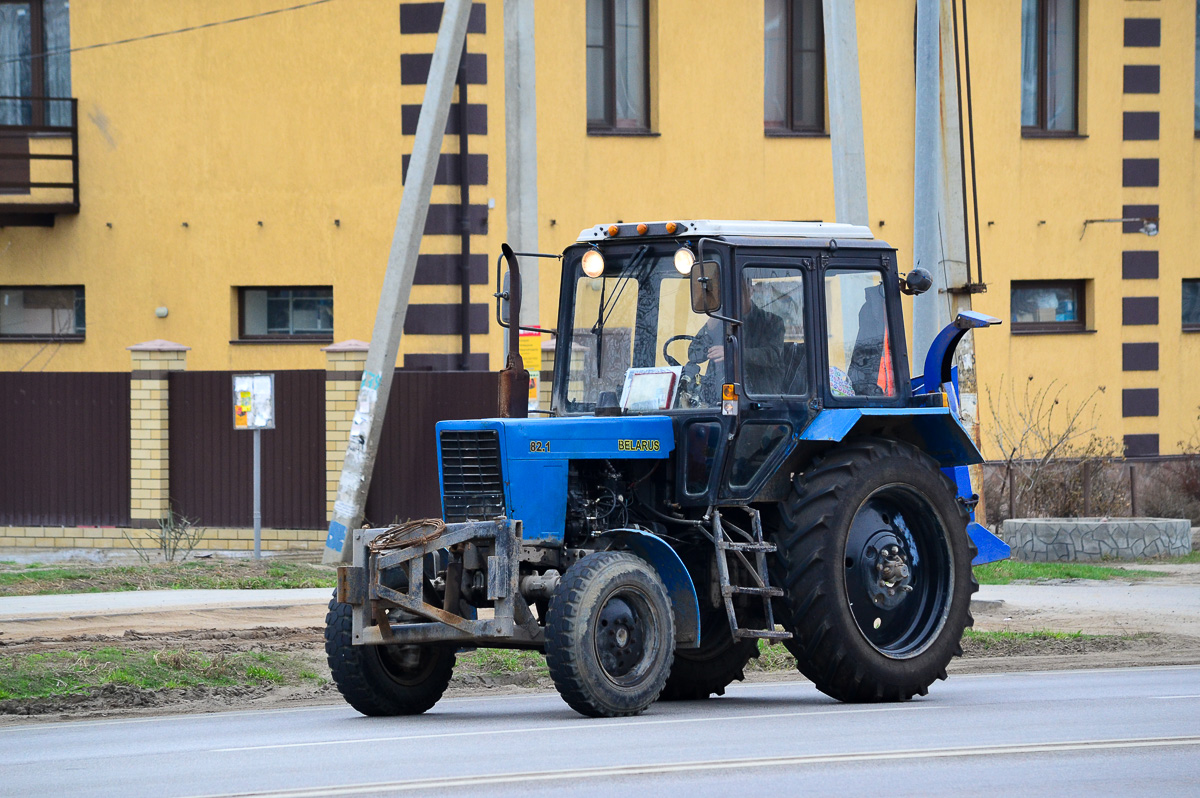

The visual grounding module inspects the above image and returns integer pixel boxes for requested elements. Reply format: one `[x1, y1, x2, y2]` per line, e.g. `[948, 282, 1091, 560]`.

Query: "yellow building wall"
[530, 0, 1199, 457]
[0, 0, 507, 374]
[1, 0, 1195, 458]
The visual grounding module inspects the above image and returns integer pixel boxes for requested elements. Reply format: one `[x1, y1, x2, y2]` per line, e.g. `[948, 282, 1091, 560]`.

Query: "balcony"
[0, 97, 78, 227]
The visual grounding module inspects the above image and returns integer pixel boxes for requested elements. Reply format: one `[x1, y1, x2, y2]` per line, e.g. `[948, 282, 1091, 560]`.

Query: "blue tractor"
[325, 220, 1010, 718]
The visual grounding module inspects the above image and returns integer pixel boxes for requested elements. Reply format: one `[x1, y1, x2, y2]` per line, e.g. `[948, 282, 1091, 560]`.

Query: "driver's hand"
[707, 345, 724, 363]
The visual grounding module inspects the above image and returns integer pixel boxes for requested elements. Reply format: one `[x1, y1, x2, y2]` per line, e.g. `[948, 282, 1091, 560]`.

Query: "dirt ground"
[4, 561, 1200, 724]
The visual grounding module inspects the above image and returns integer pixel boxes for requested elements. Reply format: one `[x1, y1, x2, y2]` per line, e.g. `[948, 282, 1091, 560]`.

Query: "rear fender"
[596, 528, 700, 649]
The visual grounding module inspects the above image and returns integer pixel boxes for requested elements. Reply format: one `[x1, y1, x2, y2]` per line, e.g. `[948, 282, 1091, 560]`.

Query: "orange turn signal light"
[637, 223, 648, 235]
[607, 225, 619, 237]
[722, 384, 738, 401]
[665, 221, 678, 234]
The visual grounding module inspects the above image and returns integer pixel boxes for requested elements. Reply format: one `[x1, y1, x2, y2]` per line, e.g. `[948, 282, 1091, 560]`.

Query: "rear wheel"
[769, 438, 976, 702]
[659, 604, 759, 700]
[324, 591, 455, 716]
[545, 552, 675, 717]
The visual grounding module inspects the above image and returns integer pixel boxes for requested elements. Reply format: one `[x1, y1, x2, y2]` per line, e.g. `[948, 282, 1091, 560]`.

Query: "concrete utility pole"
[913, 0, 974, 398]
[504, 0, 539, 332]
[323, 0, 475, 565]
[822, 0, 868, 227]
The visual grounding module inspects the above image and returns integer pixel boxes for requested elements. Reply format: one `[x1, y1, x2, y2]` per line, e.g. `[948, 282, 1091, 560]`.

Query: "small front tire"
[324, 591, 455, 716]
[545, 552, 675, 717]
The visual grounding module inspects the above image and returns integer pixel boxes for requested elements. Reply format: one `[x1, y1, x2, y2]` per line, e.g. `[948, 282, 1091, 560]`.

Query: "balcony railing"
[0, 97, 79, 226]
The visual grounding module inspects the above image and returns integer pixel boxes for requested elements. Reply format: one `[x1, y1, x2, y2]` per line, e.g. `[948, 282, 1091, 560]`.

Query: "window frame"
[586, 0, 652, 135]
[1021, 0, 1081, 137]
[1010, 279, 1087, 334]
[1184, 279, 1200, 332]
[764, 0, 827, 137]
[0, 284, 84, 341]
[236, 286, 334, 343]
[0, 0, 70, 129]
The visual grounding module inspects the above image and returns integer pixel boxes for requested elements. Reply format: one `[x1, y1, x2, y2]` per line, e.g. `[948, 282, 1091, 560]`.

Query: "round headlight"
[674, 247, 696, 275]
[581, 248, 605, 278]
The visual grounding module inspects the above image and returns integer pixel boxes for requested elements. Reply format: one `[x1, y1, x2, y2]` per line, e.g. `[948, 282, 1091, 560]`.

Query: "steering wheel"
[662, 334, 702, 367]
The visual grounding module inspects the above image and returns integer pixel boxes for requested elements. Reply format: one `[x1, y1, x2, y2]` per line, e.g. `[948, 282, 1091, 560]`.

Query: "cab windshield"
[558, 244, 718, 414]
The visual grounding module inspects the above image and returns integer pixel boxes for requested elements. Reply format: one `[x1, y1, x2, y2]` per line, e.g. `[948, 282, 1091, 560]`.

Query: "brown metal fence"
[0, 372, 130, 526]
[169, 371, 325, 529]
[366, 371, 499, 524]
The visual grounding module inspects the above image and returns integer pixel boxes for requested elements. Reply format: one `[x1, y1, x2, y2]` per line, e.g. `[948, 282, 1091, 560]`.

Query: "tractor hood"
[435, 416, 675, 543]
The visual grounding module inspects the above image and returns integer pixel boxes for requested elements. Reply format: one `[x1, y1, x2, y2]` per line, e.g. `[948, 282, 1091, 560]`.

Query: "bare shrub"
[121, 507, 207, 563]
[984, 376, 1121, 520]
[1141, 409, 1200, 524]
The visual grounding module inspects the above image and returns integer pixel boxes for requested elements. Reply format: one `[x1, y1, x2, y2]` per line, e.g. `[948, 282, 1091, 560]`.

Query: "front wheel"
[324, 591, 455, 716]
[768, 438, 976, 702]
[545, 552, 675, 717]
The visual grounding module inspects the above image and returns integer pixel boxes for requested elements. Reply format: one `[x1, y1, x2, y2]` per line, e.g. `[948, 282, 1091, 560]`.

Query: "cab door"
[717, 251, 817, 503]
[673, 240, 735, 507]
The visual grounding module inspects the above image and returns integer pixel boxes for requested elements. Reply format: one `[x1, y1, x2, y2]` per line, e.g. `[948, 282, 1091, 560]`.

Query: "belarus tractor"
[325, 220, 1010, 718]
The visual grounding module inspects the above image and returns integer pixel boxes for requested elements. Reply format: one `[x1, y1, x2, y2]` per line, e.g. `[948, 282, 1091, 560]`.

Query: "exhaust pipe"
[498, 243, 529, 419]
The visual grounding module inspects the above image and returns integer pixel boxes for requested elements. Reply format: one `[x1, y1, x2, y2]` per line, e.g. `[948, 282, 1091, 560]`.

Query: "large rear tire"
[324, 591, 455, 716]
[545, 552, 675, 717]
[769, 438, 976, 702]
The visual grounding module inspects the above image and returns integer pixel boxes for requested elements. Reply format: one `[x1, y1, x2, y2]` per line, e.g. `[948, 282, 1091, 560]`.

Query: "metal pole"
[822, 0, 868, 226]
[253, 428, 262, 559]
[912, 0, 946, 367]
[1082, 460, 1093, 517]
[457, 43, 472, 369]
[323, 0, 475, 564]
[504, 0, 539, 338]
[1129, 464, 1138, 517]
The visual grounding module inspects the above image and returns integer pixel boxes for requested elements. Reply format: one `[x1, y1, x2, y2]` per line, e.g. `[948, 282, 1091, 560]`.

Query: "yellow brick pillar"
[323, 339, 369, 523]
[126, 339, 190, 524]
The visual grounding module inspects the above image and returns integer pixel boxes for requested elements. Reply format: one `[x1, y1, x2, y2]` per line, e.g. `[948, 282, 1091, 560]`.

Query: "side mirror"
[498, 270, 512, 324]
[690, 260, 722, 313]
[900, 267, 933, 296]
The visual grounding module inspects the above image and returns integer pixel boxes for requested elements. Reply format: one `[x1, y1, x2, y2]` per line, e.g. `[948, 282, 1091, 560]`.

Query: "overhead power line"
[0, 0, 339, 67]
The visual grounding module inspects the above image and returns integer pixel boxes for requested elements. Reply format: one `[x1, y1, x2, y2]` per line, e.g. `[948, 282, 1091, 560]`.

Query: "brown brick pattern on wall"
[1119, 5, 1161, 459]
[398, 0, 491, 371]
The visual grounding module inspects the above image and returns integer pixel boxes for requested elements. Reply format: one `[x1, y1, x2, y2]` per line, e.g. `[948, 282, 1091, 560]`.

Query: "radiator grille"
[440, 429, 506, 522]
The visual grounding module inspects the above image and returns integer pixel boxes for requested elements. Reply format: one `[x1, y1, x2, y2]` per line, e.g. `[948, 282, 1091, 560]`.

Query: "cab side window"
[742, 267, 806, 396]
[824, 269, 895, 398]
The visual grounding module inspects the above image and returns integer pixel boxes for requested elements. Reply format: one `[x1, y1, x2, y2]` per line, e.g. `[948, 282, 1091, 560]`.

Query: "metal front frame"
[347, 519, 543, 648]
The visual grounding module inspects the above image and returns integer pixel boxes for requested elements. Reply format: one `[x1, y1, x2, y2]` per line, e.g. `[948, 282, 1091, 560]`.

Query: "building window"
[0, 285, 83, 339]
[1020, 0, 1078, 134]
[764, 0, 825, 134]
[586, 0, 649, 132]
[1011, 280, 1086, 333]
[0, 0, 71, 127]
[239, 287, 333, 340]
[1184, 279, 1200, 330]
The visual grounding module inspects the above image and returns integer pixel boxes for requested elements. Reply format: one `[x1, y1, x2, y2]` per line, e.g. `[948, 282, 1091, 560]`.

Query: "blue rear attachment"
[436, 416, 674, 544]
[799, 407, 983, 467]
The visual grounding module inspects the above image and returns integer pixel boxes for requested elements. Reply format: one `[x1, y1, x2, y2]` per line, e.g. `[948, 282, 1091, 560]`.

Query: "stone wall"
[1002, 518, 1193, 562]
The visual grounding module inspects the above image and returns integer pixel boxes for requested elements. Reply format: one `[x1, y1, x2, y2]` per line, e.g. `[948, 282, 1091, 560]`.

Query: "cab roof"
[577, 219, 875, 243]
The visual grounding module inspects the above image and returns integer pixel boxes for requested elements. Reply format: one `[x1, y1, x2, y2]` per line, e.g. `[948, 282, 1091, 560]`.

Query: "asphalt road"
[3, 665, 1199, 797]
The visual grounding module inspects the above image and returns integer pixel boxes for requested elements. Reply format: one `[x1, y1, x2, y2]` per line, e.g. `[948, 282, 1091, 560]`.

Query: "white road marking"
[212, 703, 946, 753]
[1151, 694, 1200, 700]
[187, 736, 1200, 797]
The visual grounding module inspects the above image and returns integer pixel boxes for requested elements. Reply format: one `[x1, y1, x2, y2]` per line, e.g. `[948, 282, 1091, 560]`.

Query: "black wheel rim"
[842, 485, 953, 658]
[376, 644, 441, 686]
[593, 588, 658, 686]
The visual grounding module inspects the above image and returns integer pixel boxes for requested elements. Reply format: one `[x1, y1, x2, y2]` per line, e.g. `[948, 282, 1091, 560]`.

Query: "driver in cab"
[690, 276, 786, 399]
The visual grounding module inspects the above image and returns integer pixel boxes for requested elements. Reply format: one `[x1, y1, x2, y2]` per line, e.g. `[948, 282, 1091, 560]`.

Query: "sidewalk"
[3, 581, 1199, 639]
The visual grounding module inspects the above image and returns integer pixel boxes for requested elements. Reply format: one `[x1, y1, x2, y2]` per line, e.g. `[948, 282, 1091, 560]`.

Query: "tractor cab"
[550, 220, 914, 507]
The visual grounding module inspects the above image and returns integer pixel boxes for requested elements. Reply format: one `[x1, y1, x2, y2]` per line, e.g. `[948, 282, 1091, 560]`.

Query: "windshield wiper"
[590, 245, 650, 377]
